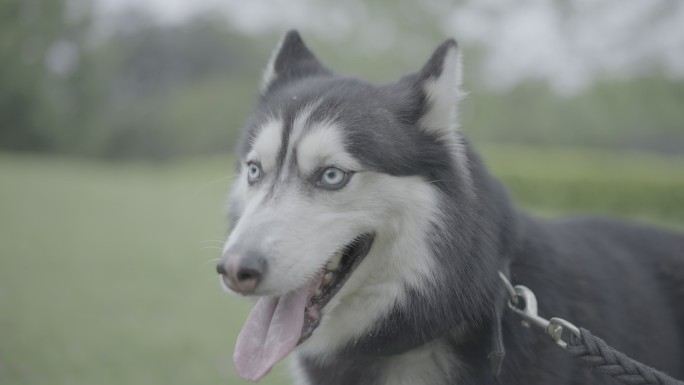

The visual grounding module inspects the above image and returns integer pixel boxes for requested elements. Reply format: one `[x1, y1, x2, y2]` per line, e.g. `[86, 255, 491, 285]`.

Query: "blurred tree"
[99, 10, 258, 105]
[80, 10, 264, 160]
[1, 0, 682, 159]
[0, 0, 90, 152]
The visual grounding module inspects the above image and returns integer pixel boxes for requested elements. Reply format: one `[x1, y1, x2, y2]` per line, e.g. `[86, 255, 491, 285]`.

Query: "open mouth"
[300, 232, 375, 344]
[232, 232, 375, 381]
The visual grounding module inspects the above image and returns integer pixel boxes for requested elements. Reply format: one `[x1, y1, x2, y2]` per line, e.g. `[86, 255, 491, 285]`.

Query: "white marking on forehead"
[247, 119, 283, 171]
[291, 101, 321, 143]
[278, 101, 323, 179]
[296, 121, 360, 175]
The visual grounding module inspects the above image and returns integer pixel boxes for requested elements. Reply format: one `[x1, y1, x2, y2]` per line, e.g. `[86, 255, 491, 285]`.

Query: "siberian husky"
[216, 30, 684, 385]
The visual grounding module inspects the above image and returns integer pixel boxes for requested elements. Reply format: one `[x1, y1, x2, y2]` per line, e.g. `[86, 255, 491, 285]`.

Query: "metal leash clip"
[498, 272, 580, 348]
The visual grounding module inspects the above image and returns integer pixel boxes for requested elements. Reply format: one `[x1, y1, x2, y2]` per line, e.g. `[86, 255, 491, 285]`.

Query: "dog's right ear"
[260, 30, 330, 95]
[414, 39, 465, 139]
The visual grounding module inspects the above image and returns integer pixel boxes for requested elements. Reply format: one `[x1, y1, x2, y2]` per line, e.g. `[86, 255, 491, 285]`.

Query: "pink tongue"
[233, 282, 314, 382]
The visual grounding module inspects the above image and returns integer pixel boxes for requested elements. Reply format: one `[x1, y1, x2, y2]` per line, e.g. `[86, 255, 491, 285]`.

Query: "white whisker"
[200, 258, 222, 267]
[198, 258, 224, 271]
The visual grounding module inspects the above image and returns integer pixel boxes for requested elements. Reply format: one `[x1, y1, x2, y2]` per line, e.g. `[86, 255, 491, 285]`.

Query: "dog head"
[217, 30, 497, 381]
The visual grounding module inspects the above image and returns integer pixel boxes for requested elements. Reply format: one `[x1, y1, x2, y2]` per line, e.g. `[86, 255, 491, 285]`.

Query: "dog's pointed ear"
[260, 30, 330, 95]
[415, 39, 465, 138]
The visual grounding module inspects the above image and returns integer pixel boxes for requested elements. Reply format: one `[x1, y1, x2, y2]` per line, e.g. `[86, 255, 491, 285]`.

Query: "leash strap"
[567, 327, 684, 385]
[498, 272, 684, 385]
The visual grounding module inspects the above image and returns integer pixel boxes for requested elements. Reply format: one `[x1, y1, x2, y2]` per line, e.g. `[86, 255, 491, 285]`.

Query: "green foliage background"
[2, 1, 684, 159]
[1, 1, 683, 384]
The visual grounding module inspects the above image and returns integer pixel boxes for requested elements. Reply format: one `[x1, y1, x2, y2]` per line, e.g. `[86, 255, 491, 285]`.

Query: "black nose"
[236, 266, 261, 282]
[216, 262, 227, 275]
[217, 253, 267, 294]
[235, 255, 266, 282]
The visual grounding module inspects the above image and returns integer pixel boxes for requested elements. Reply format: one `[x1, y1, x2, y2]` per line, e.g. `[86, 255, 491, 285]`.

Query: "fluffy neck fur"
[293, 140, 520, 385]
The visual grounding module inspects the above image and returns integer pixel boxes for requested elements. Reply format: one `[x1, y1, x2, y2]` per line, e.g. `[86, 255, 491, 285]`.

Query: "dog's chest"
[293, 338, 460, 385]
[379, 339, 459, 385]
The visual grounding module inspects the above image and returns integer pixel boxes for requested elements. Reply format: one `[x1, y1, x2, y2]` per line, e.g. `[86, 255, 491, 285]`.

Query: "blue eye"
[246, 162, 262, 184]
[317, 167, 350, 190]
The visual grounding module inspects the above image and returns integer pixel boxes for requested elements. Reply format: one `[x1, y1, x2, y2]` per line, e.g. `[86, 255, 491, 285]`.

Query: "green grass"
[481, 145, 684, 228]
[0, 154, 290, 385]
[1, 146, 683, 385]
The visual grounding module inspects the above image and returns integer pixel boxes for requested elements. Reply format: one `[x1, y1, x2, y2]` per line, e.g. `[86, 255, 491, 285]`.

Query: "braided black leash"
[498, 272, 684, 385]
[566, 327, 684, 385]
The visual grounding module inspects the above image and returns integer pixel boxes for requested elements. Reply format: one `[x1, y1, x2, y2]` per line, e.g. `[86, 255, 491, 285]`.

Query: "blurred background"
[1, 0, 683, 384]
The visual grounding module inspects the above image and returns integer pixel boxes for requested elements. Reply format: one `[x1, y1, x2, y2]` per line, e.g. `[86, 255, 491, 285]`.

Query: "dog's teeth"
[327, 252, 342, 271]
[323, 272, 333, 285]
[314, 288, 322, 297]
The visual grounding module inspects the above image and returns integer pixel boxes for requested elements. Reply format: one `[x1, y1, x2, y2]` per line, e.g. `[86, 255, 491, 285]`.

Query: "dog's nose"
[217, 254, 267, 295]
[216, 262, 227, 275]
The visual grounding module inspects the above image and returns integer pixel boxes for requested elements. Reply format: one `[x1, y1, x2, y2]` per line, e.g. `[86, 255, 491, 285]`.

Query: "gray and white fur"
[218, 30, 684, 385]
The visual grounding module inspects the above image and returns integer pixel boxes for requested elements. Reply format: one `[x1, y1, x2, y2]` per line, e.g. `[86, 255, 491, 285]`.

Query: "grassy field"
[1, 146, 683, 385]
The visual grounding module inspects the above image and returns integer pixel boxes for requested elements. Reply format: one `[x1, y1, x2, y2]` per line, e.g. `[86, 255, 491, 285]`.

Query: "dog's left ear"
[415, 39, 465, 139]
[260, 30, 331, 95]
